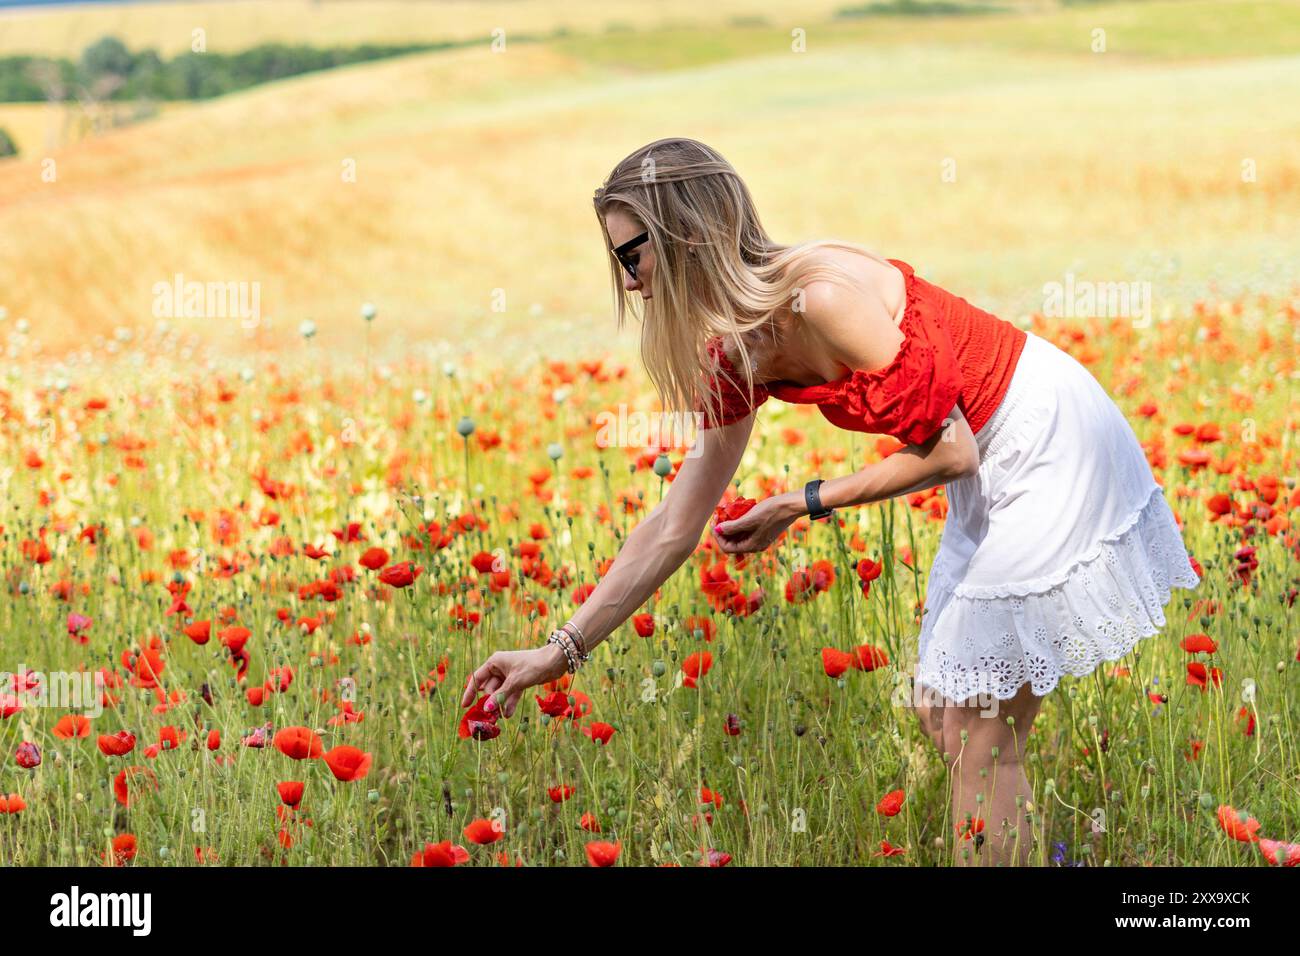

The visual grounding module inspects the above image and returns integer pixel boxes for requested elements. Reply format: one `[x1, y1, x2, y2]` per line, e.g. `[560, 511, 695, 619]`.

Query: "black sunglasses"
[612, 231, 649, 281]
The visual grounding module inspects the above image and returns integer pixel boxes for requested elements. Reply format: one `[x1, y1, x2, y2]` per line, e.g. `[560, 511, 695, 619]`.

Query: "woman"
[460, 137, 1201, 865]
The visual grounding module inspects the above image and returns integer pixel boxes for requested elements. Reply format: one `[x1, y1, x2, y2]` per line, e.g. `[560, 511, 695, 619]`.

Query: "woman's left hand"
[712, 493, 801, 554]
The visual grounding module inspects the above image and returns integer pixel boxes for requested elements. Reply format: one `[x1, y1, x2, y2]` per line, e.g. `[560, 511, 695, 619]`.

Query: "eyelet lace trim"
[914, 486, 1201, 702]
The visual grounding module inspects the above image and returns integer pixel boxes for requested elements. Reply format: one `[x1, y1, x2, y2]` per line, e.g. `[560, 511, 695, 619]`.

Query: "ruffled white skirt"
[914, 331, 1202, 703]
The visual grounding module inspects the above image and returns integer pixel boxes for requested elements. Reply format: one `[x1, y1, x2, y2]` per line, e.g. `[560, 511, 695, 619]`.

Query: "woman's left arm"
[712, 407, 978, 553]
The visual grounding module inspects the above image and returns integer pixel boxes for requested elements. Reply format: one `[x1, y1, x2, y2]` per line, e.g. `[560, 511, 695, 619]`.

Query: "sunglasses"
[612, 231, 649, 281]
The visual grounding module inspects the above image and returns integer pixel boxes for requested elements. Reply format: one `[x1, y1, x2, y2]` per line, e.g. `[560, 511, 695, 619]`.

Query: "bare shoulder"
[797, 247, 905, 325]
[790, 247, 906, 372]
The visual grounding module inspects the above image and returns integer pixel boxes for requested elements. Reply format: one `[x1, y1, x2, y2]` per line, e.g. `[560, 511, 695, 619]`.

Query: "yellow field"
[0, 0, 1297, 357]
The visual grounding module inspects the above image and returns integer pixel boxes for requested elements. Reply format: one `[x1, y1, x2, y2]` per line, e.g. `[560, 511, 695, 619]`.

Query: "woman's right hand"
[460, 643, 569, 718]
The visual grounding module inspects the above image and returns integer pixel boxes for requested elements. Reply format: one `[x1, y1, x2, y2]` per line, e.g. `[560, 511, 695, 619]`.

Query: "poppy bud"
[653, 454, 672, 477]
[547, 443, 563, 461]
[457, 416, 475, 437]
[360, 302, 376, 322]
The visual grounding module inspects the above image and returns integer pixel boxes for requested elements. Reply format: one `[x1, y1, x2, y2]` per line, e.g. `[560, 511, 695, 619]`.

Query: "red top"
[697, 258, 1027, 445]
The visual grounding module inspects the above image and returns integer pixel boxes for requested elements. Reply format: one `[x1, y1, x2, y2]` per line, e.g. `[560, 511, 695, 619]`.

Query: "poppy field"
[1, 292, 1297, 869]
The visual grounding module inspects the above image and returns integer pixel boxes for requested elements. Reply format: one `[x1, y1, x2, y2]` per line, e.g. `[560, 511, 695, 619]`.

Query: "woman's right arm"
[460, 412, 757, 716]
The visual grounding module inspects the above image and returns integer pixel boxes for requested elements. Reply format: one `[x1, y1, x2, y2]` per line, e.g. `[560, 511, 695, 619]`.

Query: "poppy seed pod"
[456, 416, 475, 437]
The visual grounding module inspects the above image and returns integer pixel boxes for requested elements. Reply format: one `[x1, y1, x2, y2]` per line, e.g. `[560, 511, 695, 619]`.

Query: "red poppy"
[1216, 805, 1261, 843]
[52, 714, 91, 739]
[853, 644, 890, 671]
[464, 818, 505, 844]
[322, 745, 372, 782]
[277, 781, 305, 809]
[585, 840, 621, 867]
[113, 766, 158, 807]
[359, 547, 389, 570]
[582, 722, 616, 745]
[822, 647, 854, 678]
[183, 620, 211, 645]
[682, 651, 712, 688]
[547, 784, 575, 803]
[0, 794, 26, 814]
[411, 840, 470, 867]
[106, 833, 137, 866]
[1180, 633, 1218, 654]
[1258, 838, 1300, 867]
[876, 789, 906, 816]
[459, 695, 501, 740]
[378, 562, 423, 588]
[273, 726, 324, 760]
[97, 731, 136, 756]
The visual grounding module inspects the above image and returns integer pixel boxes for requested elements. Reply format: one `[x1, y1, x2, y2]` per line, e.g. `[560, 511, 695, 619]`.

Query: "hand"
[712, 492, 802, 554]
[460, 644, 569, 718]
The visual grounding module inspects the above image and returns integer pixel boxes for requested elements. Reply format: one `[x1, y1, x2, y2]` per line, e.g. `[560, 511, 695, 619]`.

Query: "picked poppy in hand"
[712, 496, 756, 535]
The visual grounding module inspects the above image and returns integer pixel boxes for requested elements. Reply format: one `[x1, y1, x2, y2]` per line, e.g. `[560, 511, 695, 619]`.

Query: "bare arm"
[710, 407, 979, 554]
[563, 412, 754, 651]
[461, 412, 755, 715]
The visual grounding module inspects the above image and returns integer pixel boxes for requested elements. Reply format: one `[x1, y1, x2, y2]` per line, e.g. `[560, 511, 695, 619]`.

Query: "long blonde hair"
[593, 137, 893, 430]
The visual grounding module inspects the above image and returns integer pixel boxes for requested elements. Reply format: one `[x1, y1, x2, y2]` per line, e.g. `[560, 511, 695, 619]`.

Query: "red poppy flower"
[582, 722, 616, 745]
[1180, 633, 1218, 654]
[682, 651, 712, 688]
[464, 818, 505, 844]
[97, 731, 136, 756]
[273, 726, 324, 760]
[0, 794, 27, 814]
[183, 620, 211, 645]
[1258, 838, 1300, 867]
[579, 812, 602, 833]
[876, 789, 906, 816]
[411, 840, 470, 867]
[359, 547, 389, 570]
[106, 833, 137, 866]
[459, 694, 501, 740]
[277, 781, 304, 809]
[322, 745, 372, 782]
[1216, 805, 1261, 843]
[378, 562, 423, 588]
[822, 647, 854, 678]
[547, 784, 575, 803]
[113, 766, 158, 807]
[585, 840, 621, 867]
[52, 714, 91, 739]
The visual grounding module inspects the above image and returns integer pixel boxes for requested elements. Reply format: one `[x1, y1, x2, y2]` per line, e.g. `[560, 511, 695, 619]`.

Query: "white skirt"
[914, 331, 1202, 703]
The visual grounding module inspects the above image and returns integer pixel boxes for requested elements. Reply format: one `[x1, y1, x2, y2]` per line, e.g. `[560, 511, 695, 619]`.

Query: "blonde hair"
[592, 137, 893, 430]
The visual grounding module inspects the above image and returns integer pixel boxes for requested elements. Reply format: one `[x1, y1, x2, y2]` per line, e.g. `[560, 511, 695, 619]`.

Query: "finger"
[480, 673, 504, 704]
[461, 660, 494, 707]
[460, 670, 479, 708]
[494, 679, 517, 715]
[503, 685, 525, 719]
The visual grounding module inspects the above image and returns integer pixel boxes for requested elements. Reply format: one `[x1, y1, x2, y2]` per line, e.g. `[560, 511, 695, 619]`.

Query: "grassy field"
[0, 293, 1296, 866]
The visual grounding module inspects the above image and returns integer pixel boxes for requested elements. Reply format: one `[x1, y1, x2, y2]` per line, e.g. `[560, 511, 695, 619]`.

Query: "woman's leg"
[942, 681, 1044, 867]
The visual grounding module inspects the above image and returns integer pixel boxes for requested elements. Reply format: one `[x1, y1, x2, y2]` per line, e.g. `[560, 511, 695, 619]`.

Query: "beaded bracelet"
[546, 629, 579, 674]
[559, 621, 590, 663]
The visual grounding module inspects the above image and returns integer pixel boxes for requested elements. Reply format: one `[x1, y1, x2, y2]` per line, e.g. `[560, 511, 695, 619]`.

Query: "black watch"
[804, 478, 833, 521]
